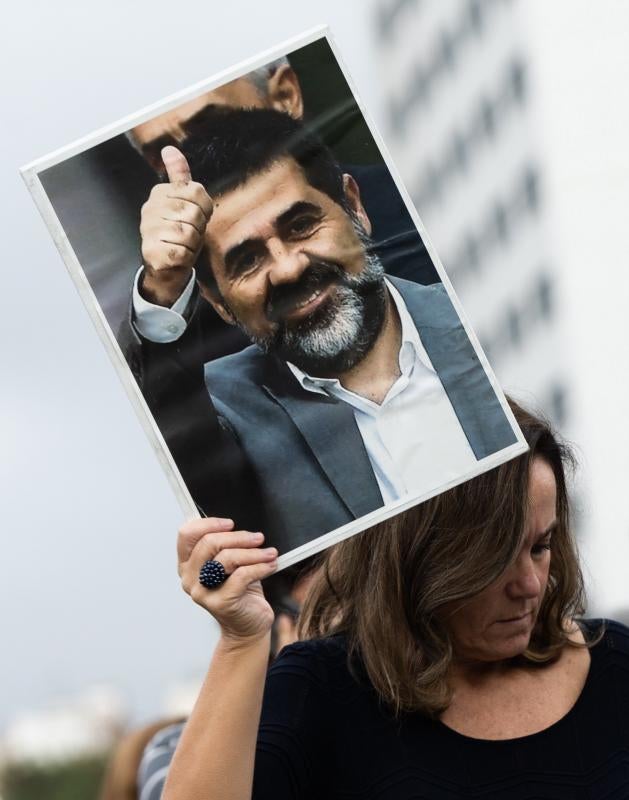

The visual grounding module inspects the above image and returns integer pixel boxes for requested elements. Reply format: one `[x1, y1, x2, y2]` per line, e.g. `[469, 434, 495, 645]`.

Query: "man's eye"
[288, 216, 318, 237]
[236, 251, 262, 273]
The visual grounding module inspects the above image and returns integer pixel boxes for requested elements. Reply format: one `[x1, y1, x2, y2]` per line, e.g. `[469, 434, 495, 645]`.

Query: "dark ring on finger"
[199, 559, 228, 589]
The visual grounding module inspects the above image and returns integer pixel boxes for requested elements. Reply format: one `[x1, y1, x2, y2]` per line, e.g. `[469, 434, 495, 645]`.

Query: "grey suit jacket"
[204, 278, 516, 554]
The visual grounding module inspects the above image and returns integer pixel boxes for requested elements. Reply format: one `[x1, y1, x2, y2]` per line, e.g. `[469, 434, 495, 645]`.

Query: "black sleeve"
[252, 642, 330, 800]
[117, 295, 264, 529]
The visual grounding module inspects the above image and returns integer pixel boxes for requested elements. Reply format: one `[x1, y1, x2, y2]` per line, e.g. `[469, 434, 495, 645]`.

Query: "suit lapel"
[257, 277, 513, 518]
[262, 361, 383, 519]
[391, 278, 516, 459]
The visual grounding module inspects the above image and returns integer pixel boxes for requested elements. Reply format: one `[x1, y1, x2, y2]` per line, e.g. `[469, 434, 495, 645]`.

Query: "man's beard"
[228, 220, 387, 376]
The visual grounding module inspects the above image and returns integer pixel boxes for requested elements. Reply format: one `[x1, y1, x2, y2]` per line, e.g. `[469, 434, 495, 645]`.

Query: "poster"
[21, 27, 526, 568]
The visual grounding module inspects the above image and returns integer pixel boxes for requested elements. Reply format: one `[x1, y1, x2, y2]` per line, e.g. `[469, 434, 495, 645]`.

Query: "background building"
[370, 0, 629, 616]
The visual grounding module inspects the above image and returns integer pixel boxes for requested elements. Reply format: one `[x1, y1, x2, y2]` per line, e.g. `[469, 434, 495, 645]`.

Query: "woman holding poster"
[157, 402, 629, 798]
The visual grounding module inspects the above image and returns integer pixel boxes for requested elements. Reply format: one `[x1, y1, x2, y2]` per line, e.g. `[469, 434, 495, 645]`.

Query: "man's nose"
[505, 557, 542, 600]
[267, 238, 309, 285]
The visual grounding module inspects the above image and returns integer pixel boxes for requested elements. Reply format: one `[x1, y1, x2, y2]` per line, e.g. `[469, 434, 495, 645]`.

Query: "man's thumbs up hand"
[139, 145, 214, 307]
[162, 145, 192, 185]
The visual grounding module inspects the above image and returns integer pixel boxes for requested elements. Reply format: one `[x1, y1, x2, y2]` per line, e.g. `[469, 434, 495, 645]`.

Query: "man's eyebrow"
[276, 201, 323, 228]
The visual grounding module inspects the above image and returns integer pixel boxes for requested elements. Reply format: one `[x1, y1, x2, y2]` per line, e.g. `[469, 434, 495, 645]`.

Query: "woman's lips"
[496, 611, 533, 624]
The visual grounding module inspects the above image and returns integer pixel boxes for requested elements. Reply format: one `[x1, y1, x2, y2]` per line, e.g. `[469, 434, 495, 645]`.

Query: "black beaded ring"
[199, 559, 228, 589]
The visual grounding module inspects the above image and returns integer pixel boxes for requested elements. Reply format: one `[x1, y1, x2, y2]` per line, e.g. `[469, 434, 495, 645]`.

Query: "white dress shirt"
[132, 267, 196, 343]
[133, 272, 477, 504]
[287, 282, 477, 504]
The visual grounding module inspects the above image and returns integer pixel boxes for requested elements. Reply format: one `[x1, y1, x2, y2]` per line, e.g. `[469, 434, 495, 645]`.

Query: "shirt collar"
[286, 278, 435, 395]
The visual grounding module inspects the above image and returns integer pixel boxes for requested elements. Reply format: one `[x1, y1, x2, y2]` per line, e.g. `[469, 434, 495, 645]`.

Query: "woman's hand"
[177, 517, 278, 646]
[164, 518, 278, 800]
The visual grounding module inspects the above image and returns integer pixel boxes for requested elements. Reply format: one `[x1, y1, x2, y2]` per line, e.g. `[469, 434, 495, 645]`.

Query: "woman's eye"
[532, 541, 552, 556]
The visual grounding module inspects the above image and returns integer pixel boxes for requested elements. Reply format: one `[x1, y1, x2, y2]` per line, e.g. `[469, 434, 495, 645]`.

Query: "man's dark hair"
[179, 108, 346, 292]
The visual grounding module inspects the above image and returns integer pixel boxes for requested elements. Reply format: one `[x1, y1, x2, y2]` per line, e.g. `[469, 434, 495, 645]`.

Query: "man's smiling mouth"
[266, 266, 340, 324]
[282, 284, 335, 323]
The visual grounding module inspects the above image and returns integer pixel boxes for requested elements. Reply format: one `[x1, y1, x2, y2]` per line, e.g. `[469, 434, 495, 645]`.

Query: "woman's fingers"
[222, 561, 279, 597]
[182, 542, 277, 594]
[177, 518, 278, 639]
[177, 518, 248, 563]
[178, 518, 275, 596]
[188, 560, 279, 638]
[211, 546, 278, 575]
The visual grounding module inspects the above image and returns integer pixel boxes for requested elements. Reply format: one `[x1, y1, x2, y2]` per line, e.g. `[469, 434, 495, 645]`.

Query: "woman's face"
[444, 457, 558, 664]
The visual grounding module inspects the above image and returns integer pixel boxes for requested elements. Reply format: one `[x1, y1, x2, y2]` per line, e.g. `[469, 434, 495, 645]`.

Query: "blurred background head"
[127, 59, 304, 173]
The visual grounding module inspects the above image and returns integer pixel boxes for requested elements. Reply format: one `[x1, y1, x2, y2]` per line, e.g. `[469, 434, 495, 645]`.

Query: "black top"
[252, 620, 629, 799]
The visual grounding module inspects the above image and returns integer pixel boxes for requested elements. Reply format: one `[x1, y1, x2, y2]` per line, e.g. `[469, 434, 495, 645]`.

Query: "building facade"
[370, 0, 629, 614]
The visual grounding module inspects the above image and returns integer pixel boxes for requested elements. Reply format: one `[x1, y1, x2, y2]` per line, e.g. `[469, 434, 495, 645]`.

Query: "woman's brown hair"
[300, 401, 593, 717]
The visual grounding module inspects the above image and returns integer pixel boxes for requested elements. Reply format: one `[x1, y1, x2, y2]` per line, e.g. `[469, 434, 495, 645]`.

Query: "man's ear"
[198, 283, 237, 326]
[343, 173, 372, 237]
[266, 66, 304, 119]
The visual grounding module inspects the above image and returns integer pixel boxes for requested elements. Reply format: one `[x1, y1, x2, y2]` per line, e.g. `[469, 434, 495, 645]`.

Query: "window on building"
[537, 274, 554, 320]
[467, 0, 484, 35]
[510, 59, 526, 103]
[464, 233, 480, 273]
[452, 130, 469, 170]
[506, 307, 522, 348]
[480, 97, 496, 137]
[385, 0, 510, 136]
[388, 97, 406, 136]
[523, 167, 540, 212]
[439, 29, 456, 71]
[375, 0, 420, 42]
[548, 383, 569, 427]
[493, 202, 509, 243]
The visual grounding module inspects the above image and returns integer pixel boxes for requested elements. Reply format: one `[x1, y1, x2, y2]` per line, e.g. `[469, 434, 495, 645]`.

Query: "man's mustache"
[265, 262, 346, 324]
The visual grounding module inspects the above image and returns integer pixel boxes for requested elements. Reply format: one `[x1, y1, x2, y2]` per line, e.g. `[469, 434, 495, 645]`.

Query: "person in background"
[161, 401, 629, 798]
[98, 718, 184, 800]
[127, 59, 303, 176]
[97, 559, 317, 800]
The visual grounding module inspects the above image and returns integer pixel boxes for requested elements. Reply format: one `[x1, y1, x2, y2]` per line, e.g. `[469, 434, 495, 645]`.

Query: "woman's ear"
[343, 173, 372, 236]
[266, 66, 304, 120]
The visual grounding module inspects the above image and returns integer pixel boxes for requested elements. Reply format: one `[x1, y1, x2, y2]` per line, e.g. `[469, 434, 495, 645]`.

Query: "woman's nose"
[506, 558, 542, 600]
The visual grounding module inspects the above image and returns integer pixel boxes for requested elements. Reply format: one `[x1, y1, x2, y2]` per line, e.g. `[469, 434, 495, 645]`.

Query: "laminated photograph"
[21, 26, 527, 568]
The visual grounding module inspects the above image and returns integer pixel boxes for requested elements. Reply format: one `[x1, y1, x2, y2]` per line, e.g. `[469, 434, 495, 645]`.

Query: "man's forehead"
[207, 158, 325, 243]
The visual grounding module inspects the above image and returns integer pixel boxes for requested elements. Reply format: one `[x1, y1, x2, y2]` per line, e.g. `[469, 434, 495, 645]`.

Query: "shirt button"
[166, 324, 179, 334]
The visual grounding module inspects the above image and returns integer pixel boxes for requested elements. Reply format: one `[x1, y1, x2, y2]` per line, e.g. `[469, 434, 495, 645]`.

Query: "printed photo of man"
[117, 55, 438, 518]
[126, 108, 516, 553]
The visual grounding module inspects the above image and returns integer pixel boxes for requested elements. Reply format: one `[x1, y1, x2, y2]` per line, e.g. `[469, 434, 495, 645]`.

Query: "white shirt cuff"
[132, 267, 196, 343]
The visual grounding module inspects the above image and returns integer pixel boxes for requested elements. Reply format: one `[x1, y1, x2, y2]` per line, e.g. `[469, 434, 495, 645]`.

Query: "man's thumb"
[162, 145, 192, 184]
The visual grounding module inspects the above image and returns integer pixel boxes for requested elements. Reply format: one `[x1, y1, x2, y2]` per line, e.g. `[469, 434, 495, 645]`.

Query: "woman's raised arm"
[162, 517, 278, 800]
